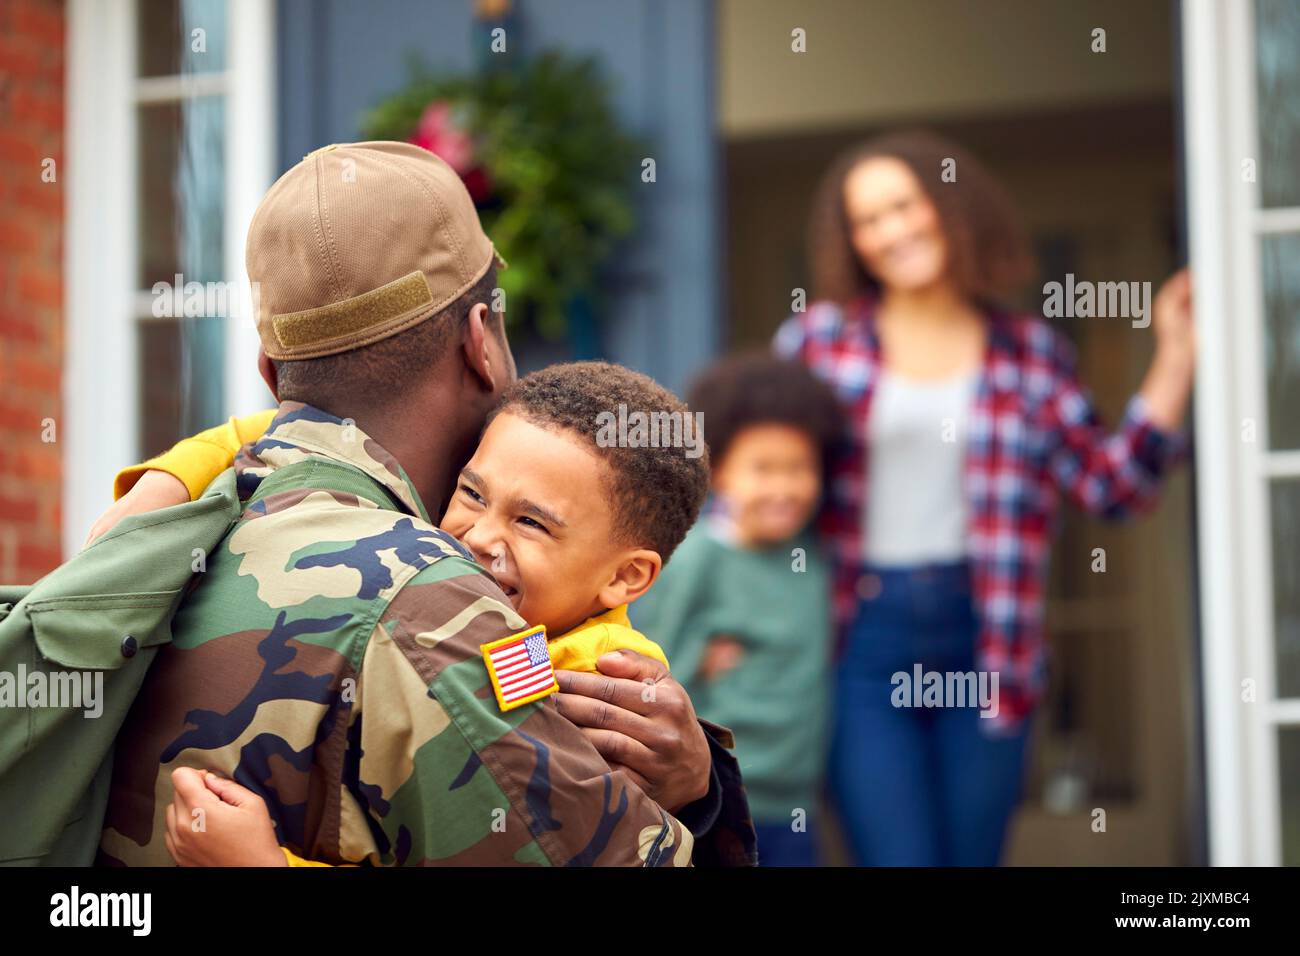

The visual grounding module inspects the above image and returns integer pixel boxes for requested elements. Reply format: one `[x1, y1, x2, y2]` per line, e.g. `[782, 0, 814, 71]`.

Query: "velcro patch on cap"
[481, 625, 558, 712]
[272, 270, 434, 355]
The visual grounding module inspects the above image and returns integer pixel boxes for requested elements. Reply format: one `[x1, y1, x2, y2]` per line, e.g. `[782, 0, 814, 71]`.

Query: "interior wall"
[719, 0, 1174, 137]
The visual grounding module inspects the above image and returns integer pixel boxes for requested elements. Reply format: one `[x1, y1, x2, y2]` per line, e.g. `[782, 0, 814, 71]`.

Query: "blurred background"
[0, 0, 1296, 865]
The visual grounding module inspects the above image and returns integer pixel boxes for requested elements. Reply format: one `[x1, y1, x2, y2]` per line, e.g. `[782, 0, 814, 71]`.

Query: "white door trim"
[62, 0, 277, 552]
[64, 0, 138, 554]
[1183, 0, 1290, 866]
[225, 0, 278, 418]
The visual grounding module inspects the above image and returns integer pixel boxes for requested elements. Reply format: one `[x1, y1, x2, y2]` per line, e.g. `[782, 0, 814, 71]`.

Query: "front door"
[1183, 0, 1300, 866]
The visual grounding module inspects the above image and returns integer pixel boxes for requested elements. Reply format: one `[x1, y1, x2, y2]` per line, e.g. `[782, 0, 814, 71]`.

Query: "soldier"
[98, 141, 754, 866]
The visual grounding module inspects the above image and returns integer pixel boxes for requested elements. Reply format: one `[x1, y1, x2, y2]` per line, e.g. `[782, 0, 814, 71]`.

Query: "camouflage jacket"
[100, 402, 755, 866]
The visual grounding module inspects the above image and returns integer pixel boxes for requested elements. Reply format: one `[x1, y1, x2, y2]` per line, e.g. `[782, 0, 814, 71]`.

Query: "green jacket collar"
[242, 401, 431, 523]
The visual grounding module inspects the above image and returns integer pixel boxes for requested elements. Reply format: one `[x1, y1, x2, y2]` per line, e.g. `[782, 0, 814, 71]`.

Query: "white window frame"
[1184, 0, 1298, 866]
[64, 0, 276, 554]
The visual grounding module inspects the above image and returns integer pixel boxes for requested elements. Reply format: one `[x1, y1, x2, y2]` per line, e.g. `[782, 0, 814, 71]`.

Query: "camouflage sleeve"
[351, 557, 695, 866]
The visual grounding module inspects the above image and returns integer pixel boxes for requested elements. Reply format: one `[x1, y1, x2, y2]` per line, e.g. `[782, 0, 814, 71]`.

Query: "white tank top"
[863, 369, 979, 567]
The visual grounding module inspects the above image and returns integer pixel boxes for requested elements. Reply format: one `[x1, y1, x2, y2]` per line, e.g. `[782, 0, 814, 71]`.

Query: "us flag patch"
[481, 625, 558, 712]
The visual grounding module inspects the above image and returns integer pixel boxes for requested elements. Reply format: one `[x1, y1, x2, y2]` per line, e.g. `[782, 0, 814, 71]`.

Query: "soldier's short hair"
[491, 362, 710, 563]
[272, 266, 499, 410]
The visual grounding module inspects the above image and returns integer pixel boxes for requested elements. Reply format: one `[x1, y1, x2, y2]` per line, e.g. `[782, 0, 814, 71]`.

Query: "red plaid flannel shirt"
[775, 297, 1187, 732]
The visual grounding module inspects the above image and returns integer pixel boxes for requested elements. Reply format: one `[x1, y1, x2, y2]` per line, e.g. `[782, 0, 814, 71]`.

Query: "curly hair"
[490, 361, 710, 562]
[807, 129, 1033, 307]
[687, 352, 844, 475]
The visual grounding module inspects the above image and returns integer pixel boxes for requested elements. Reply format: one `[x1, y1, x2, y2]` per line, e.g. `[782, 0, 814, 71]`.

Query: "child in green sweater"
[631, 354, 843, 866]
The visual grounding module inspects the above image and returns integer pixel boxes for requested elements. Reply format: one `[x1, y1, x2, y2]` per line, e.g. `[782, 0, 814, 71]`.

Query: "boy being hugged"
[105, 362, 722, 866]
[632, 354, 843, 867]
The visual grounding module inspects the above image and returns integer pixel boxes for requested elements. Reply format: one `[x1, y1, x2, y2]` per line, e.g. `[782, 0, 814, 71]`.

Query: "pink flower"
[411, 102, 474, 175]
[409, 101, 492, 203]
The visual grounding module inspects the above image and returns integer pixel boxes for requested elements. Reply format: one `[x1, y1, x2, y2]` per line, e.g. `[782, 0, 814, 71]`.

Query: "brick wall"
[0, 0, 65, 584]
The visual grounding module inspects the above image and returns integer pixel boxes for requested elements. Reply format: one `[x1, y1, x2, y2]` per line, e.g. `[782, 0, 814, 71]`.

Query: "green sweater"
[631, 521, 832, 823]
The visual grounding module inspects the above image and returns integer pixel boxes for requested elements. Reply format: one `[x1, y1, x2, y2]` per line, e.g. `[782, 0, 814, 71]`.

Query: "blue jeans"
[829, 562, 1032, 866]
[753, 820, 821, 867]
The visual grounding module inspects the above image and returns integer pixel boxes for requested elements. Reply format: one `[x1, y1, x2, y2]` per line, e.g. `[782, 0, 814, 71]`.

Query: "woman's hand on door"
[1140, 268, 1196, 432]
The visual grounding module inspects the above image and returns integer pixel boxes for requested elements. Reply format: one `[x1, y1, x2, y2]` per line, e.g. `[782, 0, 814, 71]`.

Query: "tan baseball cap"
[247, 140, 506, 361]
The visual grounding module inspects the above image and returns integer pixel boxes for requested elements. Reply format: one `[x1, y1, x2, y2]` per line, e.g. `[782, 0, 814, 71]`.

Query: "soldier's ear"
[462, 302, 498, 394]
[257, 349, 280, 402]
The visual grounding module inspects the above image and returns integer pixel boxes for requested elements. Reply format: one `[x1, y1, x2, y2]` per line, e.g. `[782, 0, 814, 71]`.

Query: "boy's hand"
[553, 650, 711, 813]
[699, 636, 744, 682]
[84, 470, 189, 546]
[165, 768, 287, 867]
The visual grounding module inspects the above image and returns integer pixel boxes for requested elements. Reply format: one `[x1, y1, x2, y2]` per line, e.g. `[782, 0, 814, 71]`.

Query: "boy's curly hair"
[687, 352, 845, 472]
[490, 361, 710, 562]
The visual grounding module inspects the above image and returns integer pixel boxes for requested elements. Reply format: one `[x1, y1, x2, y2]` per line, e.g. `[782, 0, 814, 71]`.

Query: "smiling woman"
[807, 130, 1034, 311]
[778, 127, 1195, 867]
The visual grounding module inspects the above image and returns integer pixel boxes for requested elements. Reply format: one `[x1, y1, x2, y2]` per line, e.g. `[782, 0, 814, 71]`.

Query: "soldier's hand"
[165, 768, 287, 867]
[554, 649, 711, 814]
[84, 469, 190, 547]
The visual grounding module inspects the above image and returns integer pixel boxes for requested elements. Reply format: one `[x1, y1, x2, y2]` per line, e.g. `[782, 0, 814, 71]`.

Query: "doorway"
[717, 0, 1199, 865]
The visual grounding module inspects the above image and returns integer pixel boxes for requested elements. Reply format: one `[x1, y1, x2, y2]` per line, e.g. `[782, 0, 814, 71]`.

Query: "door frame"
[63, 0, 276, 552]
[1183, 0, 1295, 866]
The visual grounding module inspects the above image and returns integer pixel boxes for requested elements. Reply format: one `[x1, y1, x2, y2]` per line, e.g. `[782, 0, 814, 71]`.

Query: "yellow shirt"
[115, 410, 277, 500]
[547, 604, 669, 672]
